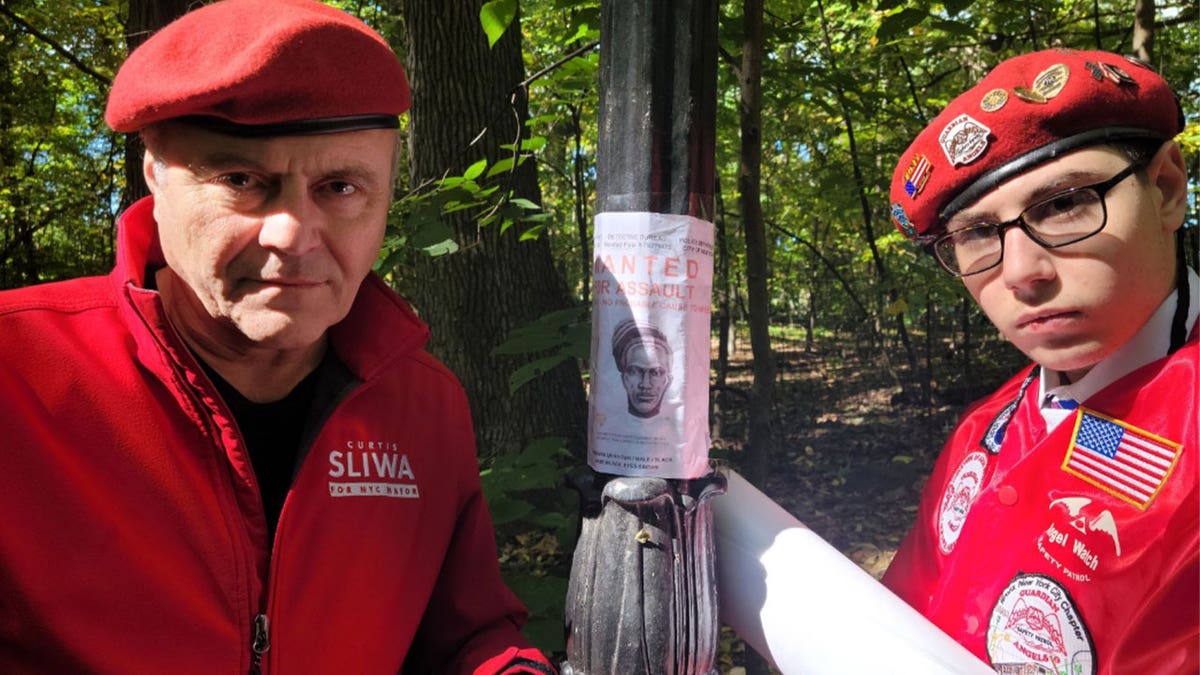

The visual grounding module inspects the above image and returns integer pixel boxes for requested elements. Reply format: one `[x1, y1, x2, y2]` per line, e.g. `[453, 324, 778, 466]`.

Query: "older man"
[885, 49, 1196, 673]
[0, 1, 554, 673]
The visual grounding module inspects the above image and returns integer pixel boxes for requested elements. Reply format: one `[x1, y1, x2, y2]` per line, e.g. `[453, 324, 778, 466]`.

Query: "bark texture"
[400, 0, 586, 456]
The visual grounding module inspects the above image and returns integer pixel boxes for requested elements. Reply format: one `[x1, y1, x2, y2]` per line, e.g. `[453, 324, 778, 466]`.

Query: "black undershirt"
[202, 361, 322, 541]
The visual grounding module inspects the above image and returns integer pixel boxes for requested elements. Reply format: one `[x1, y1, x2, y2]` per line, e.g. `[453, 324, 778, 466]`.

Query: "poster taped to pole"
[587, 211, 713, 479]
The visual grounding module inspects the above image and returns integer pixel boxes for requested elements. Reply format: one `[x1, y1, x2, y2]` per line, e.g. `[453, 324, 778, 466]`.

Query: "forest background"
[2, 0, 1197, 668]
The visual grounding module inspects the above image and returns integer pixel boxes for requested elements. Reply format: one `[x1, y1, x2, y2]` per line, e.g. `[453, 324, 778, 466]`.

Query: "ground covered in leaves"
[714, 338, 966, 577]
[710, 331, 1025, 671]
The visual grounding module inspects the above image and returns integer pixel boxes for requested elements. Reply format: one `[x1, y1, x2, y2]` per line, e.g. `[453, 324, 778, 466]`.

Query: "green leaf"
[484, 157, 514, 177]
[519, 224, 546, 241]
[508, 197, 541, 210]
[480, 0, 518, 48]
[508, 354, 570, 394]
[407, 218, 454, 248]
[875, 8, 927, 42]
[929, 17, 978, 38]
[493, 306, 589, 355]
[422, 238, 460, 257]
[487, 494, 534, 525]
[462, 158, 488, 181]
[520, 136, 547, 151]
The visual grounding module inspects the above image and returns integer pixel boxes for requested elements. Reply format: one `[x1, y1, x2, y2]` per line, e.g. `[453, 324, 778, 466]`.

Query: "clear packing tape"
[713, 468, 996, 674]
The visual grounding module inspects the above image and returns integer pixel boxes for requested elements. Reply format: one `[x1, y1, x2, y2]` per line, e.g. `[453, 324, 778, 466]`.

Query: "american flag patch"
[904, 154, 932, 198]
[1062, 409, 1182, 509]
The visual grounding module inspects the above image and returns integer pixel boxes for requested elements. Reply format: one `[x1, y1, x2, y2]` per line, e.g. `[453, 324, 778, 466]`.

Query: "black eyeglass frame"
[926, 161, 1145, 277]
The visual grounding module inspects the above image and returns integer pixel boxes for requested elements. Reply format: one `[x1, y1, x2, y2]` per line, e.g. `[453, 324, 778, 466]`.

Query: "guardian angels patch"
[988, 573, 1095, 675]
[938, 113, 991, 166]
[937, 450, 988, 554]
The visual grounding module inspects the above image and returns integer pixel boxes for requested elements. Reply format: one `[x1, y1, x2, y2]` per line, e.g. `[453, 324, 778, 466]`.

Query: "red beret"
[889, 48, 1182, 239]
[105, 0, 410, 135]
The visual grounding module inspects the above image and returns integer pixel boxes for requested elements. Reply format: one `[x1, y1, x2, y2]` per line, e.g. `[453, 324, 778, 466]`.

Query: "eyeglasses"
[928, 162, 1144, 277]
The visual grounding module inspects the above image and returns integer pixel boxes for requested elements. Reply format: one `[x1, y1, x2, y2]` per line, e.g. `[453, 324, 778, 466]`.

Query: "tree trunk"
[400, 0, 586, 457]
[1132, 0, 1156, 62]
[571, 103, 591, 306]
[739, 0, 774, 492]
[714, 175, 731, 388]
[121, 0, 190, 210]
[737, 7, 779, 674]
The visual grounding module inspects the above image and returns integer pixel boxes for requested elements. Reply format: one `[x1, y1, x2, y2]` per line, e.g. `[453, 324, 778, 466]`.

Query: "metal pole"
[563, 1, 722, 673]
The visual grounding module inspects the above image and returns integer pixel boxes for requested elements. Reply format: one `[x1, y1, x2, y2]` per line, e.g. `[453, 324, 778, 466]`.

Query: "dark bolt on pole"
[563, 1, 723, 674]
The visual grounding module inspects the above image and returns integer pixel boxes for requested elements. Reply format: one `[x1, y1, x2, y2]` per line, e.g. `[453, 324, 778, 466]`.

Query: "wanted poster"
[587, 212, 713, 479]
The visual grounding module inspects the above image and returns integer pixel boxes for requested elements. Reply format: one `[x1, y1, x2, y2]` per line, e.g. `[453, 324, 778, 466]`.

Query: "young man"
[612, 320, 674, 419]
[0, 1, 554, 673]
[885, 49, 1197, 673]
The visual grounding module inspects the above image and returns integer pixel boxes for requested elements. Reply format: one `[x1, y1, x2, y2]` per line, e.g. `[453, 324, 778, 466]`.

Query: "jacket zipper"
[131, 289, 282, 675]
[250, 613, 271, 674]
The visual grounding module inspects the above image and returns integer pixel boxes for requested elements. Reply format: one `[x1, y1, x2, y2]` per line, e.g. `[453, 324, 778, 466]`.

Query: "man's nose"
[258, 184, 322, 255]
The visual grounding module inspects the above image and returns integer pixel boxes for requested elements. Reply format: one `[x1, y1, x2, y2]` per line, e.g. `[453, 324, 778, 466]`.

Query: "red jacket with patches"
[0, 197, 554, 675]
[884, 336, 1198, 675]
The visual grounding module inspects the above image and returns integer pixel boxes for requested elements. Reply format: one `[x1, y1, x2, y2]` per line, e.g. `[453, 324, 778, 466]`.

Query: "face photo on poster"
[610, 319, 675, 419]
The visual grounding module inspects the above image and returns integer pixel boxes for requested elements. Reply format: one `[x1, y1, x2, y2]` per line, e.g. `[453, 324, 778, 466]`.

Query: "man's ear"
[142, 148, 160, 195]
[1148, 140, 1188, 234]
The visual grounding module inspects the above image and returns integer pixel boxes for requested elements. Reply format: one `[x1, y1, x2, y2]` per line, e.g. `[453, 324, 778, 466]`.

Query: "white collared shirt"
[1040, 267, 1199, 432]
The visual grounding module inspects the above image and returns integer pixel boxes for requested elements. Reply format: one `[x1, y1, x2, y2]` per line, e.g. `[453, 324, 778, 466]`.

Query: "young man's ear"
[1148, 141, 1188, 233]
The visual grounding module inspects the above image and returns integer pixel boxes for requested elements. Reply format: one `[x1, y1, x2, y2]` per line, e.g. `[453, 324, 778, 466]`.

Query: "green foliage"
[479, 435, 578, 653]
[377, 142, 549, 272]
[480, 0, 519, 48]
[492, 305, 590, 394]
[0, 0, 125, 288]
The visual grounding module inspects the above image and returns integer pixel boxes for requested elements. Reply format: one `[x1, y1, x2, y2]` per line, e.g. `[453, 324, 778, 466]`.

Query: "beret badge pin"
[980, 88, 1008, 112]
[1032, 63, 1069, 98]
[938, 113, 991, 166]
[903, 153, 933, 198]
[1100, 62, 1137, 86]
[1013, 63, 1069, 105]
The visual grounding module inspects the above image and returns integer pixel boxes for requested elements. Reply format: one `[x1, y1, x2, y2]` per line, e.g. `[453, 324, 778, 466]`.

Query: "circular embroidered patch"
[937, 450, 988, 554]
[988, 573, 1096, 675]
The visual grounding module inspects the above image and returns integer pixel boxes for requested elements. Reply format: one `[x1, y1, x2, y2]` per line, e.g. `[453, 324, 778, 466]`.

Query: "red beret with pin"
[889, 48, 1183, 239]
[105, 0, 410, 136]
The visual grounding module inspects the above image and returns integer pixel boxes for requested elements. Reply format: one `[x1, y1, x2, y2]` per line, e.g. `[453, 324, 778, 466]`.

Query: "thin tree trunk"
[739, 0, 773, 490]
[400, 0, 586, 457]
[572, 104, 590, 305]
[739, 3, 774, 674]
[715, 175, 731, 388]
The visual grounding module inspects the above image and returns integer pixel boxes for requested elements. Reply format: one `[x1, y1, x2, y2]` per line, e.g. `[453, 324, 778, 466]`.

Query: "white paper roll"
[713, 469, 996, 674]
